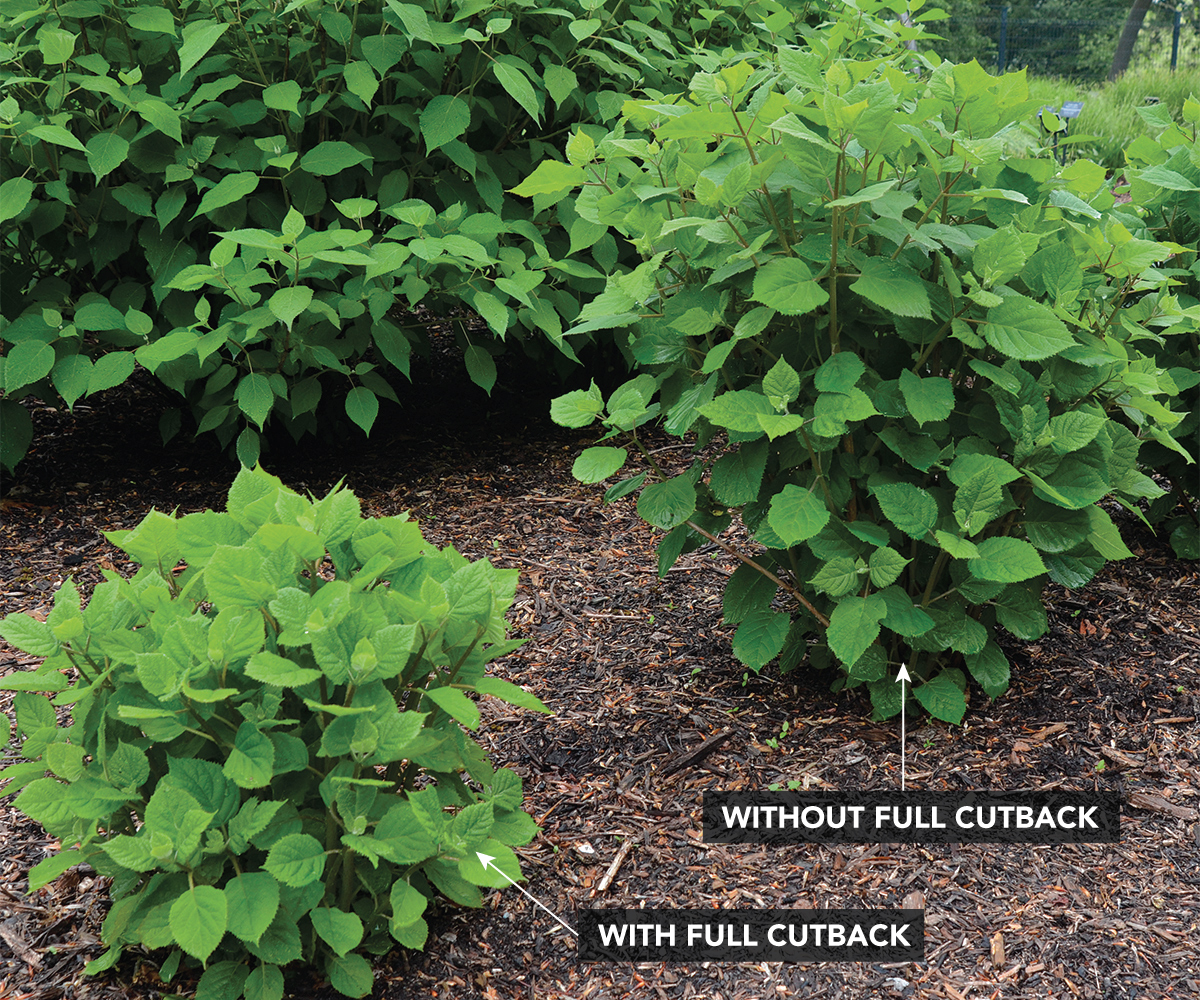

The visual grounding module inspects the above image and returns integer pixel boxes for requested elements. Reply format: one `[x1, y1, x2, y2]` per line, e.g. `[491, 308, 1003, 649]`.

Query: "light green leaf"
[751, 258, 828, 315]
[732, 609, 790, 671]
[420, 95, 471, 152]
[169, 884, 227, 963]
[310, 908, 363, 957]
[264, 834, 326, 888]
[510, 160, 585, 198]
[423, 686, 481, 730]
[637, 477, 696, 530]
[699, 390, 773, 433]
[178, 20, 230, 77]
[475, 677, 550, 714]
[868, 547, 909, 588]
[224, 722, 275, 789]
[968, 536, 1047, 583]
[268, 286, 312, 330]
[873, 482, 937, 538]
[127, 7, 176, 34]
[953, 468, 1004, 536]
[194, 172, 259, 219]
[767, 485, 828, 545]
[264, 81, 301, 114]
[235, 373, 274, 429]
[827, 595, 887, 668]
[814, 353, 865, 393]
[983, 296, 1073, 361]
[28, 125, 86, 152]
[550, 384, 603, 428]
[5, 340, 55, 395]
[225, 872, 280, 944]
[0, 177, 35, 223]
[573, 446, 626, 484]
[38, 27, 76, 63]
[84, 132, 129, 181]
[300, 142, 369, 176]
[898, 369, 953, 426]
[762, 358, 800, 408]
[342, 61, 378, 106]
[543, 64, 578, 108]
[90, 352, 135, 393]
[850, 259, 931, 318]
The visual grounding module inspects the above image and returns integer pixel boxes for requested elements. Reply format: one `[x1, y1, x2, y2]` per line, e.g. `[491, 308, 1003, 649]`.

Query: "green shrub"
[538, 2, 1190, 722]
[0, 466, 546, 998]
[0, 0, 821, 472]
[1121, 96, 1200, 559]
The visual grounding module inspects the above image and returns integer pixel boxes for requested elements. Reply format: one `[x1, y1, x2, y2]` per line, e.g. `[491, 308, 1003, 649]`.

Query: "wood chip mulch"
[2, 354, 1198, 1000]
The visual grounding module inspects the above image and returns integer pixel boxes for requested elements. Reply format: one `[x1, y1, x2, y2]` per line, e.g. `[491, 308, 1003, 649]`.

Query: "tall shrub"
[535, 2, 1190, 722]
[0, 0, 820, 471]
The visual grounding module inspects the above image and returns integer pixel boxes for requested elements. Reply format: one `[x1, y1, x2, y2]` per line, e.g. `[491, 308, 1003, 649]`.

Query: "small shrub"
[536, 3, 1189, 722]
[0, 466, 546, 998]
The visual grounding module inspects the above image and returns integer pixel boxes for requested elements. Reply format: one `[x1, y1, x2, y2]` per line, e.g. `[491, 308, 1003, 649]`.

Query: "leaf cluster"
[0, 466, 547, 998]
[541, 1, 1194, 722]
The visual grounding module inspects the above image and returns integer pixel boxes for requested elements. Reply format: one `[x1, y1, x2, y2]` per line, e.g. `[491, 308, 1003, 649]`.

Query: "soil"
[2, 346, 1198, 1000]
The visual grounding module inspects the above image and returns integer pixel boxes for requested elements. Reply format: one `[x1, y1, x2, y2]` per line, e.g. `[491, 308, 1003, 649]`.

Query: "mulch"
[2, 348, 1198, 1000]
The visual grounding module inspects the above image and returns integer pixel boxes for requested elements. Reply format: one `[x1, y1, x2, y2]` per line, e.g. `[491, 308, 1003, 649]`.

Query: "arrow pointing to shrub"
[476, 852, 578, 937]
[896, 662, 911, 792]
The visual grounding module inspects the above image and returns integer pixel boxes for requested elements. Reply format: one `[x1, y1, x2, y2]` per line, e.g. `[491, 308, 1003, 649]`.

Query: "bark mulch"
[2, 356, 1198, 1000]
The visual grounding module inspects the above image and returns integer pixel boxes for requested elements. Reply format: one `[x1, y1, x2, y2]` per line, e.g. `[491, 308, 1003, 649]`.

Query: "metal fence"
[938, 5, 1194, 81]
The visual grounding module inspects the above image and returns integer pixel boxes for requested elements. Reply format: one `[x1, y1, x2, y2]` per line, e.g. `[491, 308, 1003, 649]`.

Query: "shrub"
[0, 0, 822, 472]
[0, 466, 546, 998]
[538, 2, 1190, 722]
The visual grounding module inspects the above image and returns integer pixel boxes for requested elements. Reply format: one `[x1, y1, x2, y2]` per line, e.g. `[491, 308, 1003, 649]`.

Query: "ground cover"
[2, 354, 1198, 1000]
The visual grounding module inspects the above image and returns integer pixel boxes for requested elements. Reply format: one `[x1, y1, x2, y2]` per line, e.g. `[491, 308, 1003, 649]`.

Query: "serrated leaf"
[572, 446, 626, 484]
[827, 595, 887, 668]
[850, 259, 931, 318]
[751, 258, 828, 315]
[423, 686, 480, 730]
[84, 132, 130, 181]
[636, 477, 696, 530]
[966, 642, 1010, 698]
[767, 485, 829, 545]
[224, 722, 275, 789]
[912, 670, 967, 723]
[225, 872, 280, 944]
[898, 369, 954, 425]
[868, 547, 909, 587]
[169, 884, 227, 963]
[732, 609, 790, 671]
[421, 94, 471, 152]
[5, 340, 55, 395]
[310, 908, 363, 957]
[244, 963, 283, 1000]
[953, 468, 1004, 536]
[0, 177, 34, 223]
[265, 833, 326, 887]
[327, 953, 373, 998]
[873, 482, 937, 538]
[983, 296, 1073, 361]
[968, 536, 1046, 583]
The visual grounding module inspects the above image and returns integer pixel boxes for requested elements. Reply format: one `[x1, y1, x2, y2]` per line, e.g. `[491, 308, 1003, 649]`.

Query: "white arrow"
[476, 852, 578, 937]
[896, 662, 911, 792]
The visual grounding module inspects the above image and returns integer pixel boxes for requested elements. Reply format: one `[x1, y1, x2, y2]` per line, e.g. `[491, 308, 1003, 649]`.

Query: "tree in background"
[1111, 0, 1155, 80]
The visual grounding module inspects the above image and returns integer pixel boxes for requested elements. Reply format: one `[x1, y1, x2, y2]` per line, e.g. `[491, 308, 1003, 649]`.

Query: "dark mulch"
[2, 348, 1199, 1000]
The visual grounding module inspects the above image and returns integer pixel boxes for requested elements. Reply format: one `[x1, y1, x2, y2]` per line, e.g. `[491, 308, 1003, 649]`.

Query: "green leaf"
[28, 125, 86, 152]
[873, 482, 937, 538]
[194, 172, 259, 219]
[827, 595, 887, 668]
[245, 651, 321, 688]
[809, 556, 861, 597]
[637, 477, 696, 530]
[90, 352, 136, 393]
[551, 384, 604, 428]
[475, 677, 549, 713]
[973, 226, 1031, 288]
[243, 964, 284, 1000]
[326, 953, 373, 998]
[767, 485, 829, 545]
[868, 547, 909, 588]
[196, 962, 250, 1000]
[235, 373, 275, 429]
[463, 345, 496, 395]
[178, 20, 230, 76]
[898, 370, 954, 426]
[38, 27, 76, 63]
[1048, 410, 1104, 455]
[0, 611, 58, 656]
[732, 609, 790, 671]
[169, 884, 227, 963]
[983, 296, 1073, 361]
[224, 722, 275, 789]
[310, 908, 364, 957]
[953, 468, 1004, 536]
[263, 81, 301, 114]
[967, 642, 1011, 698]
[814, 353, 865, 393]
[492, 61, 541, 123]
[390, 879, 428, 928]
[573, 446, 626, 484]
[225, 872, 280, 944]
[127, 7, 176, 34]
[421, 95, 471, 152]
[423, 686, 480, 730]
[5, 340, 55, 395]
[751, 258, 828, 315]
[84, 132, 130, 181]
[265, 833, 326, 888]
[343, 61, 378, 106]
[0, 177, 34, 223]
[912, 670, 967, 724]
[709, 441, 767, 506]
[968, 537, 1046, 583]
[699, 390, 773, 433]
[993, 583, 1048, 640]
[300, 142, 369, 176]
[345, 387, 379, 435]
[267, 286, 313, 330]
[510, 160, 585, 198]
[762, 358, 800, 408]
[543, 64, 578, 108]
[850, 259, 931, 318]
